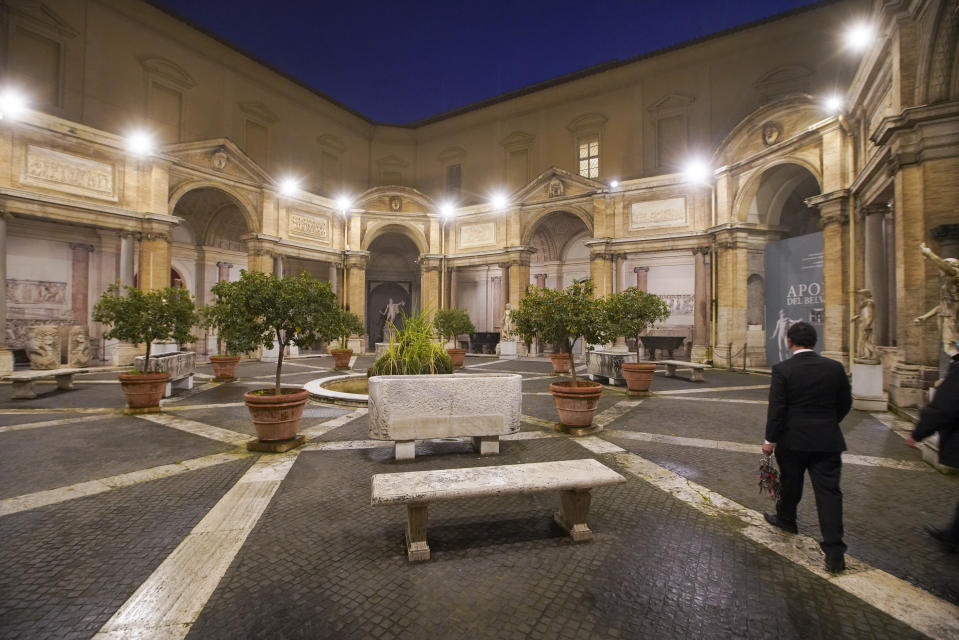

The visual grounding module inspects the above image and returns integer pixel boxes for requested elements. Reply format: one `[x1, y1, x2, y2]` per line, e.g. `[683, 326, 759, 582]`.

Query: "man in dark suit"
[906, 352, 959, 552]
[761, 321, 852, 573]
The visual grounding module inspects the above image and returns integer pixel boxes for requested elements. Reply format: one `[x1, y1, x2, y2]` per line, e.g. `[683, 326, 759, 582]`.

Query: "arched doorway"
[748, 164, 822, 365]
[366, 232, 420, 349]
[527, 211, 591, 289]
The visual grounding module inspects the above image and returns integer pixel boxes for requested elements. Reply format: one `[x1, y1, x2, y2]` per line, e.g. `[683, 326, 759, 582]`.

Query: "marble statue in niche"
[851, 289, 878, 363]
[28, 325, 61, 369]
[68, 325, 92, 367]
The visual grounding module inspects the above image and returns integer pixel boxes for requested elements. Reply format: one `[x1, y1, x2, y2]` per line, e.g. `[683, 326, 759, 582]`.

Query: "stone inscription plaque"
[460, 222, 496, 248]
[629, 197, 687, 230]
[289, 212, 329, 242]
[23, 145, 117, 201]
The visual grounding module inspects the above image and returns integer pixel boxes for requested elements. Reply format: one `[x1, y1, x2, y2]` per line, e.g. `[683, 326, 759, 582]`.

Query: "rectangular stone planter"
[586, 350, 637, 385]
[134, 351, 196, 398]
[368, 373, 522, 460]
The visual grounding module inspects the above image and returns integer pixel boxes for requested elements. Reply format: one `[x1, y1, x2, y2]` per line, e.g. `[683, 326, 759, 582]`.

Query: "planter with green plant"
[514, 280, 612, 433]
[198, 283, 243, 381]
[329, 309, 364, 369]
[602, 287, 671, 395]
[93, 283, 197, 410]
[367, 310, 521, 460]
[432, 307, 475, 367]
[218, 270, 340, 447]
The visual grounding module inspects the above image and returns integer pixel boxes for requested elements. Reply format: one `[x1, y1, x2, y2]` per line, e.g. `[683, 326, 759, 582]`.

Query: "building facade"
[1, 0, 957, 406]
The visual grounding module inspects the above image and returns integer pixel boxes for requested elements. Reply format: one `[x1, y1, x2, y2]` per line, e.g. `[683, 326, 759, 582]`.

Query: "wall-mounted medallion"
[389, 196, 402, 211]
[761, 121, 783, 146]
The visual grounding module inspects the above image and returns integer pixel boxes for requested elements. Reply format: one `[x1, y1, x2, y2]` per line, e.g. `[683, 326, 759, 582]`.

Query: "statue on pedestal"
[851, 289, 878, 363]
[380, 298, 405, 342]
[500, 303, 515, 340]
[914, 243, 959, 358]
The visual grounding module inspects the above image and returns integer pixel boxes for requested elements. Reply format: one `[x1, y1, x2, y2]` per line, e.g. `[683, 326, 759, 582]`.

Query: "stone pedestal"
[852, 361, 887, 411]
[498, 339, 526, 360]
[586, 350, 637, 386]
[261, 342, 299, 362]
[112, 342, 142, 366]
[888, 362, 939, 408]
[135, 351, 197, 398]
[745, 325, 766, 368]
[375, 342, 389, 359]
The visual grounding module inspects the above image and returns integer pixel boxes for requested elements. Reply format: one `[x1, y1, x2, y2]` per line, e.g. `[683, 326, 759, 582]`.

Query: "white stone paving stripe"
[94, 452, 299, 640]
[0, 414, 105, 433]
[0, 452, 251, 517]
[654, 384, 769, 395]
[602, 429, 931, 472]
[521, 414, 556, 430]
[581, 443, 959, 640]
[592, 398, 644, 428]
[137, 414, 252, 446]
[164, 402, 246, 412]
[658, 395, 768, 405]
[464, 359, 507, 369]
[300, 408, 368, 439]
[0, 407, 119, 415]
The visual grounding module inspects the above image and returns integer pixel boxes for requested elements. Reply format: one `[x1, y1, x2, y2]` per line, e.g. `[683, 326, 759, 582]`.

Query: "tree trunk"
[144, 339, 152, 369]
[566, 338, 577, 385]
[274, 330, 284, 395]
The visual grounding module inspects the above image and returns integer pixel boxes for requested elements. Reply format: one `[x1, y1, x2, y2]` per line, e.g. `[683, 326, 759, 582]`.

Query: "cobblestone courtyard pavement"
[1, 356, 957, 639]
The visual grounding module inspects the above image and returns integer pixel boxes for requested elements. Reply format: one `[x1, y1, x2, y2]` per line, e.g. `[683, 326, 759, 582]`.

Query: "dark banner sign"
[764, 232, 824, 365]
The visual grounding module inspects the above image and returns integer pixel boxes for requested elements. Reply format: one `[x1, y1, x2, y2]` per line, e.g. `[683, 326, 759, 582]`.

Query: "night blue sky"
[151, 0, 823, 124]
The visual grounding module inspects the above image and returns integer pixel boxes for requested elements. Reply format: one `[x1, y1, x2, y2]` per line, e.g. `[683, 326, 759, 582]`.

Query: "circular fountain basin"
[305, 374, 369, 407]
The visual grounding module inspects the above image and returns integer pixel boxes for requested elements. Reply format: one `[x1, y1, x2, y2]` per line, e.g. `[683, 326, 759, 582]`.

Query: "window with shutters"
[578, 138, 599, 179]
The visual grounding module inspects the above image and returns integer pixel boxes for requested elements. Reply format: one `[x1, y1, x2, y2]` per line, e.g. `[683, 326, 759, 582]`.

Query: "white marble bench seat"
[3, 368, 89, 399]
[656, 360, 707, 382]
[371, 458, 626, 561]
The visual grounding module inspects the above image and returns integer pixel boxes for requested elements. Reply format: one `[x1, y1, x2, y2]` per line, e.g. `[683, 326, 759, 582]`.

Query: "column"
[216, 261, 233, 282]
[0, 213, 13, 374]
[119, 232, 136, 287]
[508, 263, 531, 307]
[884, 210, 897, 346]
[819, 200, 849, 364]
[490, 275, 503, 331]
[273, 255, 285, 278]
[863, 204, 889, 345]
[138, 231, 171, 292]
[634, 266, 649, 291]
[589, 253, 613, 297]
[328, 261, 338, 297]
[345, 251, 370, 339]
[615, 254, 627, 293]
[691, 247, 711, 363]
[534, 273, 547, 289]
[419, 257, 441, 319]
[449, 267, 459, 309]
[70, 243, 93, 326]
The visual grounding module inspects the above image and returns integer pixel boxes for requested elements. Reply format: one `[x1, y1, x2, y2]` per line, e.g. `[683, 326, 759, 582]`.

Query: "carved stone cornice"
[69, 243, 94, 252]
[417, 255, 443, 272]
[142, 232, 169, 243]
[344, 250, 370, 269]
[691, 246, 711, 256]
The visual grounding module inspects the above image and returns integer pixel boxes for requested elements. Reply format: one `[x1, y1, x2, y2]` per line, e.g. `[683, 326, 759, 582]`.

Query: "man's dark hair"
[787, 321, 817, 348]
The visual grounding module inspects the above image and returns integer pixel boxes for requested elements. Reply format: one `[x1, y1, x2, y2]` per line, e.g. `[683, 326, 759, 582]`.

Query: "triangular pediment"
[139, 56, 196, 89]
[511, 166, 603, 203]
[238, 101, 279, 124]
[7, 1, 77, 37]
[500, 131, 535, 149]
[164, 138, 274, 185]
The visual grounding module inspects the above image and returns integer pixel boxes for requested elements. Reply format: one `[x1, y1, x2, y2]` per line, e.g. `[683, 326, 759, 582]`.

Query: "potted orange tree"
[602, 287, 670, 395]
[93, 283, 196, 411]
[513, 280, 611, 434]
[432, 307, 475, 367]
[219, 270, 340, 449]
[329, 309, 364, 370]
[199, 281, 243, 381]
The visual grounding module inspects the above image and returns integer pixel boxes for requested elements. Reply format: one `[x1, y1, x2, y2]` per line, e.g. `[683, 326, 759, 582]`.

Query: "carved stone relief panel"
[22, 145, 117, 201]
[288, 211, 330, 244]
[459, 222, 496, 249]
[6, 278, 73, 349]
[628, 197, 687, 231]
[28, 325, 61, 369]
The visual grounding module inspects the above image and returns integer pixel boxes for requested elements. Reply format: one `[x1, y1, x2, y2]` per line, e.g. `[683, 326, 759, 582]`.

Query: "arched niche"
[366, 231, 421, 348]
[736, 162, 821, 234]
[527, 211, 591, 289]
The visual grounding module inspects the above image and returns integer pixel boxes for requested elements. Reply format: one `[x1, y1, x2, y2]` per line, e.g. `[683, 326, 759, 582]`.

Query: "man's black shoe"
[923, 523, 958, 553]
[763, 512, 798, 534]
[825, 555, 846, 573]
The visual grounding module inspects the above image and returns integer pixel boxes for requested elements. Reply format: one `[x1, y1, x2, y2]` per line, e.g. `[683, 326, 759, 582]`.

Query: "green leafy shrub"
[210, 270, 340, 394]
[369, 310, 454, 376]
[332, 309, 365, 350]
[92, 283, 197, 368]
[432, 308, 475, 343]
[601, 287, 671, 359]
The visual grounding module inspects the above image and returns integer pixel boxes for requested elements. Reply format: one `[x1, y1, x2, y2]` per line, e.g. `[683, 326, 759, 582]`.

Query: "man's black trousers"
[775, 446, 847, 558]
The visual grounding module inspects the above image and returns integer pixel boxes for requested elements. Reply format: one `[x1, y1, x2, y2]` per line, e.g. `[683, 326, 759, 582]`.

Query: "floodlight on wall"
[609, 179, 619, 188]
[336, 195, 353, 213]
[490, 192, 508, 211]
[823, 94, 844, 114]
[278, 176, 300, 196]
[682, 158, 711, 184]
[844, 22, 874, 52]
[440, 201, 456, 219]
[126, 131, 154, 156]
[0, 89, 27, 120]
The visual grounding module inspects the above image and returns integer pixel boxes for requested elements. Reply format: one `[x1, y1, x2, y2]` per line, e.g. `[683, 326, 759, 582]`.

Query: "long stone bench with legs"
[371, 458, 626, 561]
[656, 360, 707, 382]
[3, 368, 89, 399]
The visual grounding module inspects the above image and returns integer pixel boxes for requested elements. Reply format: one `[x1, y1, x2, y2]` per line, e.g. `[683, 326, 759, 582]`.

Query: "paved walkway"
[0, 356, 956, 639]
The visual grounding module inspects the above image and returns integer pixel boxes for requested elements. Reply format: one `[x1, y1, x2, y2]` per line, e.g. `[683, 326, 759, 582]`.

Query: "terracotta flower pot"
[118, 371, 170, 409]
[209, 355, 241, 380]
[549, 352, 572, 374]
[621, 362, 657, 395]
[549, 380, 603, 428]
[446, 347, 466, 368]
[330, 348, 353, 370]
[244, 388, 310, 441]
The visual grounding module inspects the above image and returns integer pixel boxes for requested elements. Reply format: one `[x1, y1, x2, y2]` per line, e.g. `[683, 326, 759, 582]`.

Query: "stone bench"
[371, 458, 626, 561]
[656, 360, 707, 382]
[3, 368, 89, 399]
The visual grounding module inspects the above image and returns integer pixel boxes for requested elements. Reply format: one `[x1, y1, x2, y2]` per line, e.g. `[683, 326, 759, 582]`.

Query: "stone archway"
[366, 232, 420, 349]
[527, 211, 592, 290]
